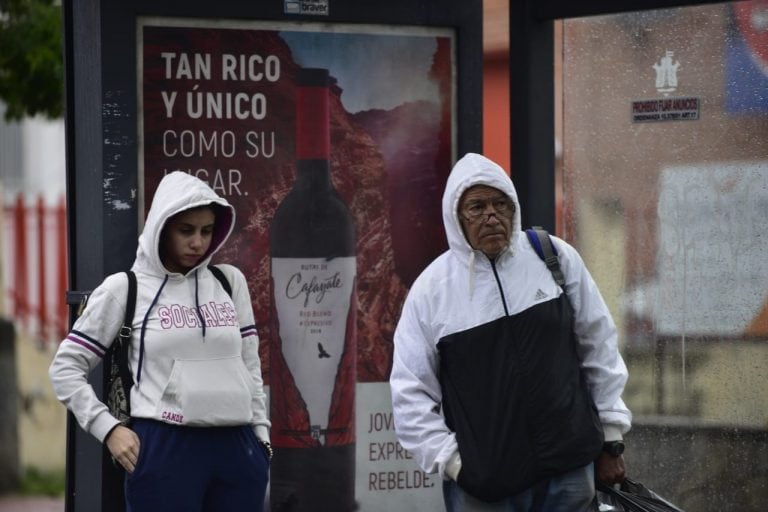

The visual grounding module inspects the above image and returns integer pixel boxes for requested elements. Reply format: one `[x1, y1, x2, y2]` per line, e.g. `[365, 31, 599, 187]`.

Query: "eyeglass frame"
[459, 194, 515, 224]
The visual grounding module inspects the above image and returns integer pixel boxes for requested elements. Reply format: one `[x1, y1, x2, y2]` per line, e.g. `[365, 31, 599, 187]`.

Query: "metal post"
[0, 319, 20, 493]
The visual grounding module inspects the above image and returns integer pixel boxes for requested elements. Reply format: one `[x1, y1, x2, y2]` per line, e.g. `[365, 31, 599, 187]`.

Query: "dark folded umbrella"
[596, 478, 685, 512]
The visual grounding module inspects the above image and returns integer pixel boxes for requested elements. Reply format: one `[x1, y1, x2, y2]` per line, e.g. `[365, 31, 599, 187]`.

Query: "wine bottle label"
[271, 256, 356, 446]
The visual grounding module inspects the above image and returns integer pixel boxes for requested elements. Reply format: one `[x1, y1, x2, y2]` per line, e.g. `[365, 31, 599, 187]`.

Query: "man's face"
[458, 185, 514, 259]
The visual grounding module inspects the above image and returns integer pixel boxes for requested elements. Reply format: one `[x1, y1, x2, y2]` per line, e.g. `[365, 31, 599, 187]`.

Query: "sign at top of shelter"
[285, 0, 329, 16]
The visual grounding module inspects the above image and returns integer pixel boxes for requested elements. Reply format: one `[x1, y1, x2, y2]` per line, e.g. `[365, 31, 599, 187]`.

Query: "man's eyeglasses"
[461, 196, 515, 223]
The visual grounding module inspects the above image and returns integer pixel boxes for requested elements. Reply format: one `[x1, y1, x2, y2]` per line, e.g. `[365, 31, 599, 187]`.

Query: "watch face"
[603, 441, 625, 456]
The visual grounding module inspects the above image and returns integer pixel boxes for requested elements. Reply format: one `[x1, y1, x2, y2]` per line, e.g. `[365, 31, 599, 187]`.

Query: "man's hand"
[595, 452, 626, 485]
[105, 425, 141, 473]
[445, 451, 462, 481]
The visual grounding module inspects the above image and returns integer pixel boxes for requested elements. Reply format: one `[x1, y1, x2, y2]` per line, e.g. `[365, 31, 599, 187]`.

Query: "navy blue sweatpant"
[126, 419, 269, 512]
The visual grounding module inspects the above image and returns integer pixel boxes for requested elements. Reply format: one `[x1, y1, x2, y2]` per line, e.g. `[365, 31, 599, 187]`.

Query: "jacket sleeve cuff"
[444, 450, 462, 481]
[91, 412, 121, 443]
[254, 424, 270, 443]
[603, 423, 623, 442]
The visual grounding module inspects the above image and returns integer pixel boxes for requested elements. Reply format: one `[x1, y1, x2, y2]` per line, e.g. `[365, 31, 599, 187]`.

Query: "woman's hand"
[105, 425, 141, 473]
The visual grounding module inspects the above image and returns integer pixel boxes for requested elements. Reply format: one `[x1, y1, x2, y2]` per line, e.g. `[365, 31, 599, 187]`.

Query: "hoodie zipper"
[489, 257, 510, 316]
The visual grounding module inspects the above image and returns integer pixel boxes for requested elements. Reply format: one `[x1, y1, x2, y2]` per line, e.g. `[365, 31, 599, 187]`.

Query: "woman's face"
[160, 207, 215, 274]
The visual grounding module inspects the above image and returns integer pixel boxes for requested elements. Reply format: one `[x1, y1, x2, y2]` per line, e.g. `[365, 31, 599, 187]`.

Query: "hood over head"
[134, 171, 235, 275]
[442, 153, 521, 264]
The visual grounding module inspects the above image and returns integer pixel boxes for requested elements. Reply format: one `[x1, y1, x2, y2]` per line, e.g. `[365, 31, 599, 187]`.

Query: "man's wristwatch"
[602, 441, 625, 457]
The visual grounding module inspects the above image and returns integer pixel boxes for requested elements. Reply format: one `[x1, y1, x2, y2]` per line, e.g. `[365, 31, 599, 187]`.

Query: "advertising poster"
[138, 18, 454, 511]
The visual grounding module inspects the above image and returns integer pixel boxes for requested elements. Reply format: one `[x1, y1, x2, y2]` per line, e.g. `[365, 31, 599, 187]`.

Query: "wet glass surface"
[561, 3, 768, 509]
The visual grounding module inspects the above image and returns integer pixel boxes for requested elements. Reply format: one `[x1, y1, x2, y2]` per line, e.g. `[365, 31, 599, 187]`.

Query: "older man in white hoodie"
[390, 153, 631, 511]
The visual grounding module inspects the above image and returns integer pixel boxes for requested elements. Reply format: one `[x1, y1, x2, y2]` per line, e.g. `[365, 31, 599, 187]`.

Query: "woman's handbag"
[105, 271, 137, 426]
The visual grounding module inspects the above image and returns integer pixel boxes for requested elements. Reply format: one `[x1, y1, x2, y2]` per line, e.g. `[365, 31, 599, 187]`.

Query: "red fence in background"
[2, 194, 68, 344]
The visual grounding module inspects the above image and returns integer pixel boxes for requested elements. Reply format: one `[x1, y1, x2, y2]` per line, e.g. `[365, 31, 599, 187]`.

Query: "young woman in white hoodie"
[49, 171, 270, 511]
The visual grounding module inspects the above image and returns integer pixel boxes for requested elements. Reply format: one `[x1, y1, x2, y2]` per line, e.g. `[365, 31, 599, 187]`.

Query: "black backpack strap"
[525, 227, 565, 288]
[208, 264, 232, 297]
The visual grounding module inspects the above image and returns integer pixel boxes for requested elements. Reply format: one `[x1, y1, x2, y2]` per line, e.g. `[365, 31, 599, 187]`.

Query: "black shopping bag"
[596, 478, 685, 512]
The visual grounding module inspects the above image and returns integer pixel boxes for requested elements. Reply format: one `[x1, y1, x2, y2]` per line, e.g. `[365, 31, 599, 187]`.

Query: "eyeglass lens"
[464, 196, 513, 220]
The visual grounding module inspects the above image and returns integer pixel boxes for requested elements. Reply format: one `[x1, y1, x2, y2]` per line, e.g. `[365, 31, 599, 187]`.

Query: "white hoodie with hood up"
[49, 171, 269, 443]
[390, 153, 631, 485]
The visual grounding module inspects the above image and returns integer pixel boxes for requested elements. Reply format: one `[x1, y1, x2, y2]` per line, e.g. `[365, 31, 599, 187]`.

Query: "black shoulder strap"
[103, 271, 137, 429]
[525, 227, 565, 288]
[114, 270, 137, 389]
[208, 264, 232, 297]
[122, 271, 137, 335]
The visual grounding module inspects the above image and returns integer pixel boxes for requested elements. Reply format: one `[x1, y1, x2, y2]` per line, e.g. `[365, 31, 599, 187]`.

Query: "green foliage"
[18, 466, 65, 497]
[0, 0, 63, 121]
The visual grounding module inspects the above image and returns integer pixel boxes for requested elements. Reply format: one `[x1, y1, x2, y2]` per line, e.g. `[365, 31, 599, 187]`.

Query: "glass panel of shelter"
[560, 2, 768, 509]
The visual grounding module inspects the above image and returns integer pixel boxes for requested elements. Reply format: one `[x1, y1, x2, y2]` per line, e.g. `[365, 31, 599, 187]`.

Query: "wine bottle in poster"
[269, 68, 357, 512]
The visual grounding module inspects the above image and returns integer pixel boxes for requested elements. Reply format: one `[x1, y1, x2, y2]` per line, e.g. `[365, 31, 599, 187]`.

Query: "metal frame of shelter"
[60, 0, 729, 510]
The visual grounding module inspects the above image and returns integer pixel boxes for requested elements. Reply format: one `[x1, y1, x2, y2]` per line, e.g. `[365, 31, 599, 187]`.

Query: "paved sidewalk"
[0, 496, 64, 512]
